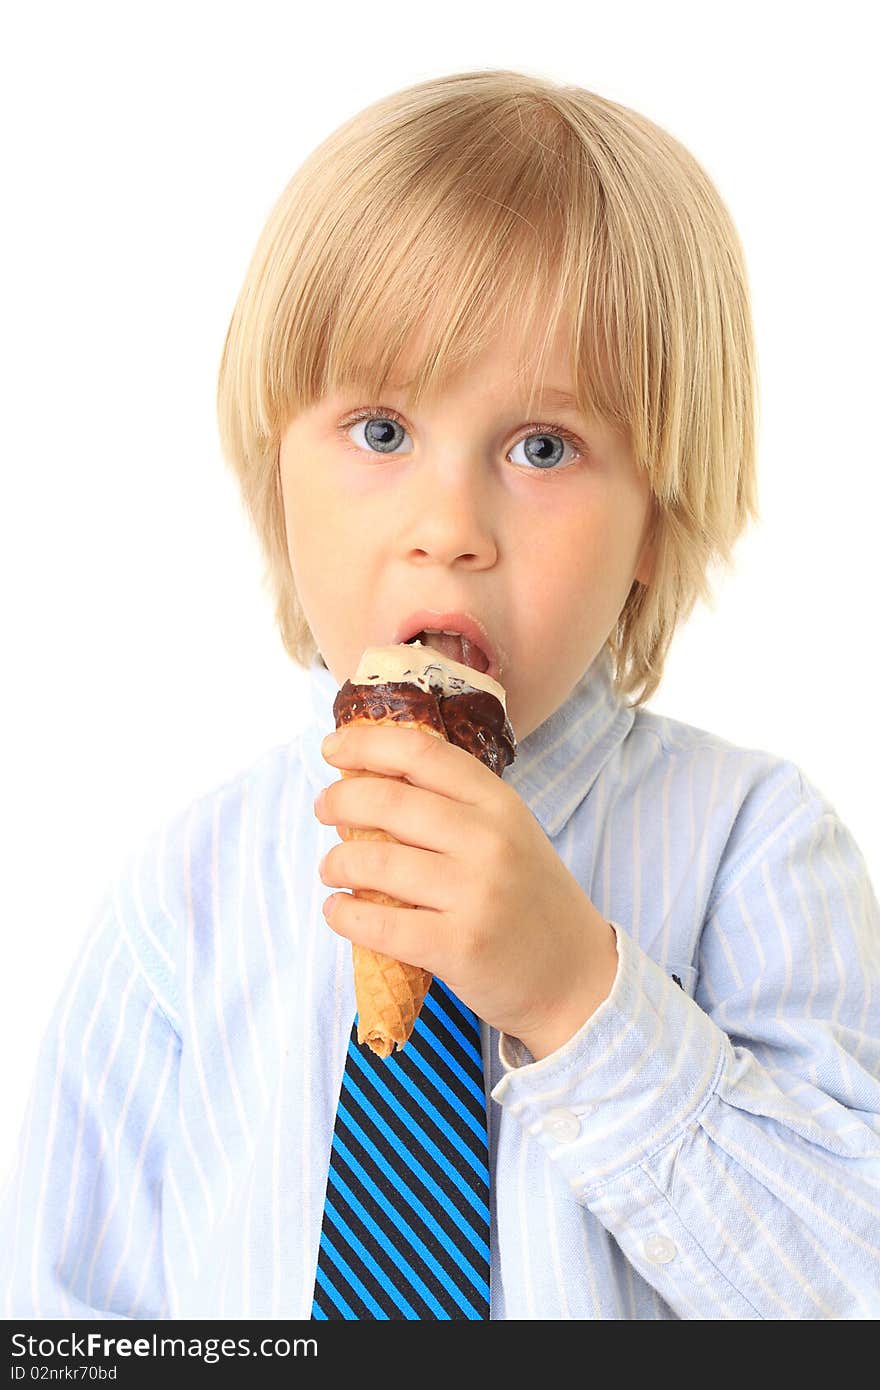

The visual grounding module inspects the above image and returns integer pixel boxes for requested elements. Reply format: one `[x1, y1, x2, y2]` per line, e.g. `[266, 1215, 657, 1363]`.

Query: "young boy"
[3, 69, 879, 1321]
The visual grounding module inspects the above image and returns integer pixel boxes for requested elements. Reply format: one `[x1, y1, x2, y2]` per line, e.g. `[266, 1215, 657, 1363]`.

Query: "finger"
[315, 771, 477, 855]
[322, 889, 446, 975]
[322, 723, 499, 804]
[319, 836, 455, 913]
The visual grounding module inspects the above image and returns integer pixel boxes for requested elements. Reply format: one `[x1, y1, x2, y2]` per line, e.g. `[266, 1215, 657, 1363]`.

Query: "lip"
[392, 609, 504, 682]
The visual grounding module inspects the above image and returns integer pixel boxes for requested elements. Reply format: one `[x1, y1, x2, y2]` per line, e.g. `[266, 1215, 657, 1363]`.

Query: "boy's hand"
[314, 724, 619, 1060]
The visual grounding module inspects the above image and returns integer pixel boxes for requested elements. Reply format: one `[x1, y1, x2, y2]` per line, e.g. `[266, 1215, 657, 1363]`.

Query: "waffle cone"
[338, 716, 447, 1058]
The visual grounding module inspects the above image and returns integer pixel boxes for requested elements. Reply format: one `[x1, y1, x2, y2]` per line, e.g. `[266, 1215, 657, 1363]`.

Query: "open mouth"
[405, 630, 490, 675]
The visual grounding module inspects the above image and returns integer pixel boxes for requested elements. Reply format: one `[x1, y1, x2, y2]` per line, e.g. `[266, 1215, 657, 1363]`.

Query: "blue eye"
[342, 409, 584, 472]
[508, 432, 578, 471]
[346, 415, 414, 454]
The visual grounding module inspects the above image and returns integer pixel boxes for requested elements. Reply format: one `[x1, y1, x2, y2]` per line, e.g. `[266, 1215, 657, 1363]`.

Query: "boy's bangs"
[255, 88, 639, 444]
[288, 141, 618, 430]
[317, 225, 581, 420]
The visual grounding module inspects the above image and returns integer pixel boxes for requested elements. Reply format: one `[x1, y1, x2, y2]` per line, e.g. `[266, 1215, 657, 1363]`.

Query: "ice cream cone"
[338, 718, 446, 1058]
[327, 640, 516, 1058]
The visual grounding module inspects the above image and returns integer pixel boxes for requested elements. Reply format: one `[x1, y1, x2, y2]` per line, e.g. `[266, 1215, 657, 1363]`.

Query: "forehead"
[380, 307, 579, 405]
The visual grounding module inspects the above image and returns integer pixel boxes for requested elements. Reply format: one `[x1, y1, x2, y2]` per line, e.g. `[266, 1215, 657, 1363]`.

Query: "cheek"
[553, 486, 647, 584]
[283, 475, 386, 649]
[524, 516, 608, 593]
[283, 466, 350, 561]
[515, 499, 642, 636]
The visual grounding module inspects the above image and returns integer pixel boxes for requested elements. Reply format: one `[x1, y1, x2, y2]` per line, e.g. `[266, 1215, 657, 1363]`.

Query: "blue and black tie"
[310, 975, 491, 1319]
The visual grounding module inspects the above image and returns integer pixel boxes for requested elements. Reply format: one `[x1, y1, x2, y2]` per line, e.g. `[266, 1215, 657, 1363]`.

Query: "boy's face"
[278, 319, 655, 742]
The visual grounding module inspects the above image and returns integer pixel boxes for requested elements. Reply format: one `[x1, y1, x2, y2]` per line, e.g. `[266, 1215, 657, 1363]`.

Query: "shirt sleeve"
[491, 758, 880, 1319]
[0, 865, 182, 1319]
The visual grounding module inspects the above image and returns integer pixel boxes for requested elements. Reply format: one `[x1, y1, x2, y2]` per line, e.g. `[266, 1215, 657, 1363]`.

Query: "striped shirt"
[2, 645, 879, 1319]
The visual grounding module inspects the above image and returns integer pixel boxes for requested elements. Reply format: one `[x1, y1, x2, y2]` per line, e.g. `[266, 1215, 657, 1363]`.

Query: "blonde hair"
[216, 68, 760, 707]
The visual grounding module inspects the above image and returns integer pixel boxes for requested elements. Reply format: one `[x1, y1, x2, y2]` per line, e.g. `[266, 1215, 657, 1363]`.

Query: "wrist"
[517, 913, 619, 1062]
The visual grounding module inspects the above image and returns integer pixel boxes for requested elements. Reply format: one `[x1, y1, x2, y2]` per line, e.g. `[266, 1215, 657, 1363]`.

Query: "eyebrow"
[529, 387, 580, 409]
[374, 381, 583, 412]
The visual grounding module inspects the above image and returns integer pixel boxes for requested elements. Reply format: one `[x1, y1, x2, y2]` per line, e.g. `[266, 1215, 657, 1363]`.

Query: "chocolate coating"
[438, 689, 517, 776]
[333, 679, 517, 777]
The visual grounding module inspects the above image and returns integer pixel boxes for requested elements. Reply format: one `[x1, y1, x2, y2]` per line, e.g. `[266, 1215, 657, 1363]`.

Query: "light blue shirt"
[3, 647, 879, 1319]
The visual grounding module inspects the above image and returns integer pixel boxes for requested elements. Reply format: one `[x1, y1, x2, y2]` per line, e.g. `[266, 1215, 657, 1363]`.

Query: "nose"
[398, 456, 498, 566]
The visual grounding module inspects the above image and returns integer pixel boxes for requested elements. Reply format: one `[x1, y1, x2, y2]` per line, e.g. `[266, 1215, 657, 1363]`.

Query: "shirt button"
[644, 1234, 677, 1264]
[542, 1108, 581, 1142]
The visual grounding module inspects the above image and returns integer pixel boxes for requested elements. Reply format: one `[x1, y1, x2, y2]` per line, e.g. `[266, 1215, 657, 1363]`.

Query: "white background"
[1, 0, 877, 1190]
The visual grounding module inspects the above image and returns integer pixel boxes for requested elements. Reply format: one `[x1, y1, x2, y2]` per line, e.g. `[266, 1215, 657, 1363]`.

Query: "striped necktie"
[310, 974, 491, 1319]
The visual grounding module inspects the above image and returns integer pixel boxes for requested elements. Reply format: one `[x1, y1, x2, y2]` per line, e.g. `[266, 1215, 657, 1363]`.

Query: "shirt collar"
[300, 645, 633, 840]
